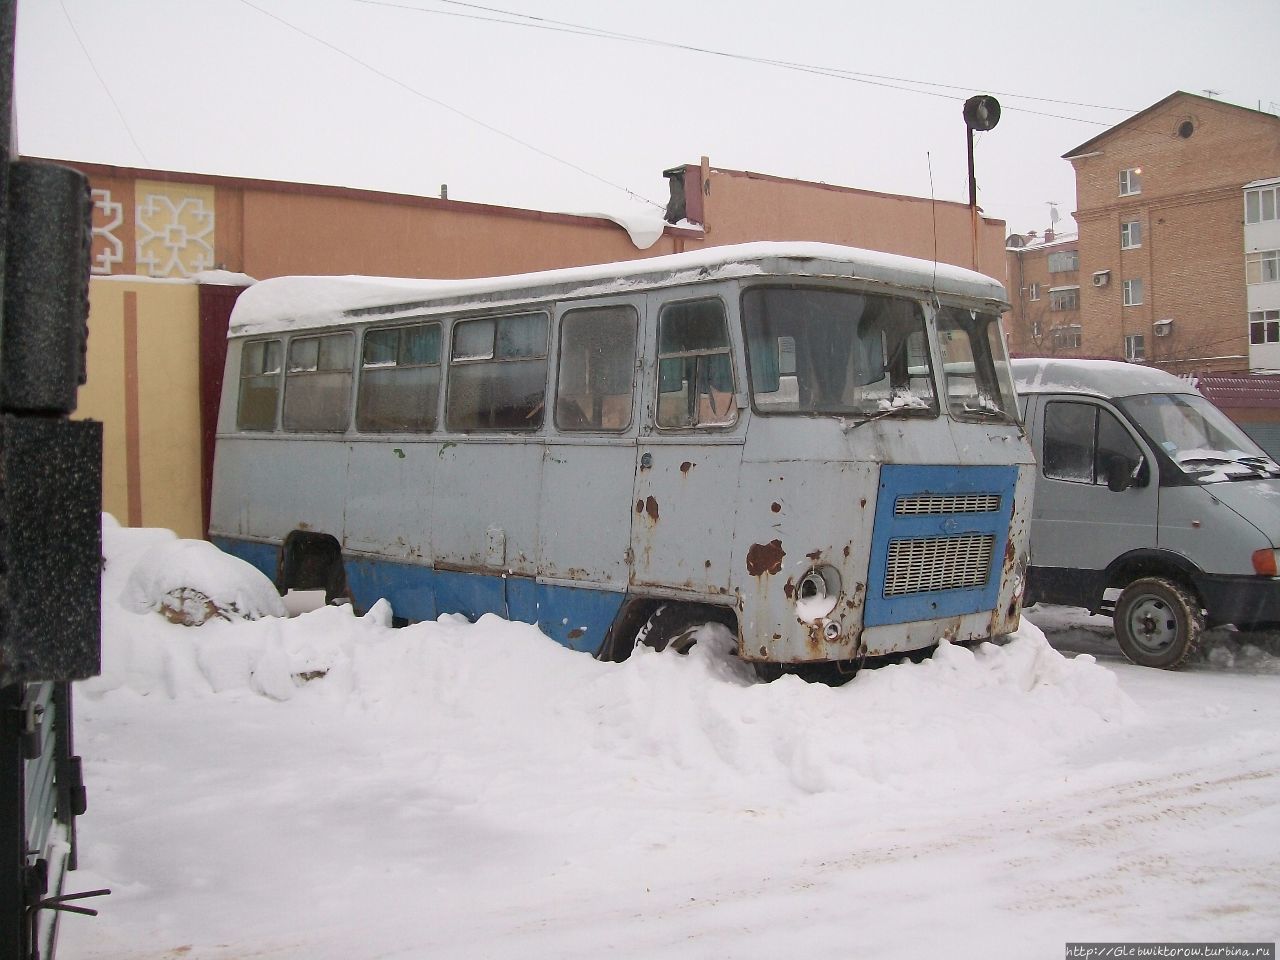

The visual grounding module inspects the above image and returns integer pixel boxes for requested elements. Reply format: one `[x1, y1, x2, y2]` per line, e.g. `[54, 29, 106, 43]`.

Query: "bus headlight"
[796, 566, 840, 621]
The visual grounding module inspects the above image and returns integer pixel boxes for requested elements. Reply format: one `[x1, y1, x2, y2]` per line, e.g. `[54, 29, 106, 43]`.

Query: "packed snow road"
[56, 528, 1280, 959]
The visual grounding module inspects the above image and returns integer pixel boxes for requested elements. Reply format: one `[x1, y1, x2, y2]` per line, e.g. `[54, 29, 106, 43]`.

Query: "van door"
[1027, 395, 1158, 601]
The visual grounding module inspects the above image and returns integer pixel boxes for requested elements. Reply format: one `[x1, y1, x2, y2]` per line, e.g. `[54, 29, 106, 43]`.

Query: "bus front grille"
[883, 533, 996, 596]
[894, 493, 1001, 515]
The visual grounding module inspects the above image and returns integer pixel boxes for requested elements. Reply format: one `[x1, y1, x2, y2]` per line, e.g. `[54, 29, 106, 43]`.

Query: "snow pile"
[91, 521, 1136, 806]
[106, 515, 286, 626]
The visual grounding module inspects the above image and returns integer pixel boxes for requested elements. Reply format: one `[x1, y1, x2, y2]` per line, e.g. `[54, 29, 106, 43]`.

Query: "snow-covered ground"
[58, 523, 1280, 958]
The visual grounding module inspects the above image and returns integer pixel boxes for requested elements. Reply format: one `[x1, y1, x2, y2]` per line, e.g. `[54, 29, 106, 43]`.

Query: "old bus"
[210, 242, 1034, 675]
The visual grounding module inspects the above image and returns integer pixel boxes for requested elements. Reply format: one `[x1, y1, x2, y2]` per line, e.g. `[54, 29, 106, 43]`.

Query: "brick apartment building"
[1006, 92, 1280, 375]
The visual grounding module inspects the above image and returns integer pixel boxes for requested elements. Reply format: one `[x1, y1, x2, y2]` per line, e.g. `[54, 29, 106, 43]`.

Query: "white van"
[1013, 358, 1280, 668]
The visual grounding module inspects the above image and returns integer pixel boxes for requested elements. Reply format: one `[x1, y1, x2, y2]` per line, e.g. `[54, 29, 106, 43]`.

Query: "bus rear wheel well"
[278, 531, 349, 604]
[598, 597, 739, 662]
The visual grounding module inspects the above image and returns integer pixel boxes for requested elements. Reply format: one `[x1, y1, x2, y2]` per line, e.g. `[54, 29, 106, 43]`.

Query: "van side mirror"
[1106, 453, 1147, 492]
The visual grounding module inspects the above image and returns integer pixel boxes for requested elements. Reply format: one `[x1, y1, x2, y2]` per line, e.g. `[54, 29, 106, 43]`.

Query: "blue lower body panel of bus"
[212, 537, 622, 655]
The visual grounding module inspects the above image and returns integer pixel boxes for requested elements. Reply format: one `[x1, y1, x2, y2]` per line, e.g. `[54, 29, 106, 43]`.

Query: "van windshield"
[1118, 393, 1280, 482]
[743, 286, 937, 418]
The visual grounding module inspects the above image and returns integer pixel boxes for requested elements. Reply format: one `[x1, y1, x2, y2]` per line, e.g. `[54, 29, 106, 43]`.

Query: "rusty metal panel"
[432, 437, 543, 578]
[539, 439, 635, 589]
[629, 438, 745, 596]
[731, 451, 879, 663]
[343, 438, 434, 562]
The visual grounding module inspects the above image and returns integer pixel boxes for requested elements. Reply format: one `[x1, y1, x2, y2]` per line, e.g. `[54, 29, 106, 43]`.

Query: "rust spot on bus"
[783, 577, 795, 599]
[806, 549, 822, 562]
[567, 627, 586, 640]
[746, 539, 785, 576]
[771, 501, 781, 513]
[680, 461, 694, 475]
[843, 543, 851, 559]
[645, 496, 659, 521]
[860, 498, 867, 509]
[635, 499, 644, 514]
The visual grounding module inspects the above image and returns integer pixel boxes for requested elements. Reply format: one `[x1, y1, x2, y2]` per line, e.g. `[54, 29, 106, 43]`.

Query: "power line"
[357, 0, 1133, 125]
[58, 0, 149, 164]
[236, 0, 665, 210]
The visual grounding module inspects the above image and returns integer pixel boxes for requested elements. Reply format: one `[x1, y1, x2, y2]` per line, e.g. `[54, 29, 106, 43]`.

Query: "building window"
[1119, 168, 1142, 196]
[1027, 282, 1041, 301]
[1125, 334, 1146, 361]
[1049, 287, 1079, 312]
[1051, 324, 1082, 349]
[1250, 309, 1280, 345]
[1123, 278, 1144, 306]
[1047, 250, 1079, 273]
[1031, 317, 1042, 338]
[1121, 221, 1142, 249]
[1246, 250, 1280, 285]
[1246, 185, 1279, 225]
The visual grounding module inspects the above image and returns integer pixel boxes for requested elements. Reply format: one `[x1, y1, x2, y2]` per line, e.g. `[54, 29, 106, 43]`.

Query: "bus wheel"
[635, 603, 735, 655]
[1113, 577, 1203, 669]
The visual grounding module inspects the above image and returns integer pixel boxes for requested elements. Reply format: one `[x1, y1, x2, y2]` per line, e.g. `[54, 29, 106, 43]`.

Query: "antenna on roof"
[1202, 89, 1222, 99]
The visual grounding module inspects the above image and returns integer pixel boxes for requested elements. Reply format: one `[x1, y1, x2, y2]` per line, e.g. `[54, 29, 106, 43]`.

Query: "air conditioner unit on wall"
[1092, 270, 1111, 287]
[1154, 318, 1173, 337]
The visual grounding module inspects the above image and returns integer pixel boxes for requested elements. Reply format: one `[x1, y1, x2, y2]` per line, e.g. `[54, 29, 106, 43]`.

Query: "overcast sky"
[15, 0, 1280, 245]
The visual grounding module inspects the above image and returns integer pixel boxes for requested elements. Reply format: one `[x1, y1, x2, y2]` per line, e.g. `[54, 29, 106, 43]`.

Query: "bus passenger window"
[282, 332, 355, 433]
[447, 313, 549, 431]
[657, 299, 735, 428]
[357, 321, 441, 432]
[555, 305, 637, 432]
[237, 339, 283, 431]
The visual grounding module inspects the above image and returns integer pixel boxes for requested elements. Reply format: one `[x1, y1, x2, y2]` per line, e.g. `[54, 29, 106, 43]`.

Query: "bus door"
[630, 292, 746, 597]
[432, 311, 549, 622]
[530, 299, 645, 652]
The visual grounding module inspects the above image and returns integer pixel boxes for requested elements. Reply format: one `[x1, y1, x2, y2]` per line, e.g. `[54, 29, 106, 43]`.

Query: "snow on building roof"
[230, 242, 1008, 337]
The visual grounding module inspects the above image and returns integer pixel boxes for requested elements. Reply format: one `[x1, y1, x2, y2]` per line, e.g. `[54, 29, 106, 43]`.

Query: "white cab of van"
[1013, 358, 1280, 668]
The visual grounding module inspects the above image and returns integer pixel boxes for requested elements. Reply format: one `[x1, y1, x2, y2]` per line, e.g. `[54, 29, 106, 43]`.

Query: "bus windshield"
[935, 307, 1019, 423]
[743, 286, 937, 418]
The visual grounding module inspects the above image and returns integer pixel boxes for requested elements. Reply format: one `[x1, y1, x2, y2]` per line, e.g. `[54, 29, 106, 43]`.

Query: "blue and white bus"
[210, 242, 1034, 676]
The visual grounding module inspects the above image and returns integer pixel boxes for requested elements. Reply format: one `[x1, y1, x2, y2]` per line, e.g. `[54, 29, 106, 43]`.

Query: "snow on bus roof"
[229, 241, 1007, 337]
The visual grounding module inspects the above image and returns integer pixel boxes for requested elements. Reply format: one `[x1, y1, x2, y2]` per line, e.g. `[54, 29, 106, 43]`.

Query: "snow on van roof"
[229, 241, 1007, 336]
[1011, 358, 1200, 399]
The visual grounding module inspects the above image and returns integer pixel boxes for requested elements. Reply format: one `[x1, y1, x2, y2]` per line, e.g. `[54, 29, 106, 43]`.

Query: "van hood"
[1205, 478, 1280, 547]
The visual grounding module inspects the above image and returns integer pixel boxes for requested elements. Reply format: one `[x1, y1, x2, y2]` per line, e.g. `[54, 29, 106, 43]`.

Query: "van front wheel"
[1114, 577, 1203, 669]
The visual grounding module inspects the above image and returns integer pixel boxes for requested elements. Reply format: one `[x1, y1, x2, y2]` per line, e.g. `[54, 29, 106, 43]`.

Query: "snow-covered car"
[1014, 358, 1280, 668]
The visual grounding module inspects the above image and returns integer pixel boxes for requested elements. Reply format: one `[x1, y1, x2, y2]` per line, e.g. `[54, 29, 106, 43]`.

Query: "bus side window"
[555, 305, 637, 432]
[656, 299, 735, 429]
[447, 312, 549, 431]
[282, 332, 355, 433]
[237, 338, 283, 431]
[356, 321, 441, 433]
